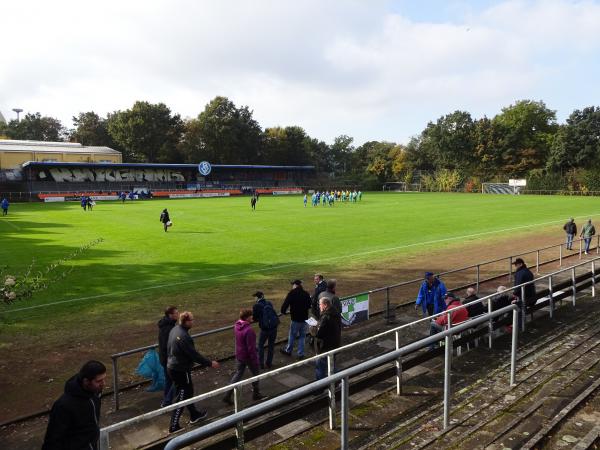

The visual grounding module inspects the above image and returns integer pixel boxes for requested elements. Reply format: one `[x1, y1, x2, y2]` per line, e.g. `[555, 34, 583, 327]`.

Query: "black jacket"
[157, 316, 177, 366]
[160, 211, 170, 223]
[513, 266, 536, 306]
[315, 307, 342, 353]
[281, 286, 312, 322]
[564, 221, 577, 234]
[464, 294, 485, 317]
[167, 325, 212, 372]
[311, 280, 327, 318]
[42, 375, 101, 450]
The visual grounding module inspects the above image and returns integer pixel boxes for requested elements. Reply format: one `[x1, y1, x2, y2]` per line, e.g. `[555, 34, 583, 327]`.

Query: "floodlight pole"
[12, 108, 23, 121]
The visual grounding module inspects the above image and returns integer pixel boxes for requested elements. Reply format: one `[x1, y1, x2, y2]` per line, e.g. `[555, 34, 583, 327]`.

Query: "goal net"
[382, 182, 420, 192]
[481, 182, 523, 194]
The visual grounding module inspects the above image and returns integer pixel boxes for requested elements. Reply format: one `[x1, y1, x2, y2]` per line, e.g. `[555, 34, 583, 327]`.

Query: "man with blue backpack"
[252, 291, 279, 369]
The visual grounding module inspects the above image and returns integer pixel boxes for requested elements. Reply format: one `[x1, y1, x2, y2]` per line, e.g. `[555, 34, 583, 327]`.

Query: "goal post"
[482, 179, 526, 194]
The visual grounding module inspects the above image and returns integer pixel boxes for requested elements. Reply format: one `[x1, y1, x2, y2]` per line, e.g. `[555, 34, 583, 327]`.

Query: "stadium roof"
[0, 139, 121, 154]
[21, 161, 315, 170]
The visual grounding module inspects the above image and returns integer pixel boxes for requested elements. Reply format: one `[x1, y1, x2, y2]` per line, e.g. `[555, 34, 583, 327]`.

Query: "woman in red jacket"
[429, 292, 469, 350]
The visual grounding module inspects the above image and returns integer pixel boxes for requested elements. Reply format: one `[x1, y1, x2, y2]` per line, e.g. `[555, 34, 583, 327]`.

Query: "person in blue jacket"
[1, 198, 9, 216]
[415, 272, 447, 316]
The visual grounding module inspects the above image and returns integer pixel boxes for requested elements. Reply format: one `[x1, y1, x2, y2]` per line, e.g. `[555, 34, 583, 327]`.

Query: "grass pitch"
[1, 192, 599, 323]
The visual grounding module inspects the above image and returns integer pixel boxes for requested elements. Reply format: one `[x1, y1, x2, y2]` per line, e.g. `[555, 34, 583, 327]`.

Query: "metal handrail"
[108, 235, 599, 409]
[99, 257, 600, 449]
[161, 305, 520, 450]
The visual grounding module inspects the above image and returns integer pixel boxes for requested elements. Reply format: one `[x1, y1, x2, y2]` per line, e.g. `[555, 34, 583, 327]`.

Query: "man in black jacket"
[252, 291, 278, 369]
[158, 306, 179, 407]
[315, 296, 342, 380]
[42, 360, 107, 450]
[563, 218, 577, 250]
[513, 258, 536, 307]
[280, 279, 312, 360]
[311, 273, 327, 319]
[167, 311, 220, 434]
[463, 287, 485, 317]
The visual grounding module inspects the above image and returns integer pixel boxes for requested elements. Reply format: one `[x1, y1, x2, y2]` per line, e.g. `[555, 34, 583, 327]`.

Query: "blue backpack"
[260, 300, 280, 330]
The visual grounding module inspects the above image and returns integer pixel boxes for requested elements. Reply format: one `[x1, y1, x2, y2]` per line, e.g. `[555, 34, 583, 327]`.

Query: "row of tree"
[2, 97, 599, 189]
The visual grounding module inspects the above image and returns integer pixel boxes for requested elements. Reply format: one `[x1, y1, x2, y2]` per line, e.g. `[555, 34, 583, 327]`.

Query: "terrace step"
[348, 295, 600, 450]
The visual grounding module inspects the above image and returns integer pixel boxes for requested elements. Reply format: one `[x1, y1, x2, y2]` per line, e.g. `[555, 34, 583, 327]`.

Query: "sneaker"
[279, 348, 291, 356]
[189, 410, 208, 424]
[253, 392, 268, 401]
[169, 425, 183, 434]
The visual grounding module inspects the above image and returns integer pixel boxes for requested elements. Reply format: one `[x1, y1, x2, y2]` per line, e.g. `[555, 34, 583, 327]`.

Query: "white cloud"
[1, 0, 600, 145]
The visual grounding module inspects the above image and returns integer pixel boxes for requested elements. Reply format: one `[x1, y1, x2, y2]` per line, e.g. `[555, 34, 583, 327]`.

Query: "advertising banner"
[44, 197, 65, 202]
[272, 189, 303, 195]
[340, 293, 369, 326]
[169, 192, 230, 198]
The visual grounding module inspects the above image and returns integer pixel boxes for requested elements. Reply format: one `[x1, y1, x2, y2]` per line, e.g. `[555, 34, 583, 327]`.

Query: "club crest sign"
[198, 161, 212, 176]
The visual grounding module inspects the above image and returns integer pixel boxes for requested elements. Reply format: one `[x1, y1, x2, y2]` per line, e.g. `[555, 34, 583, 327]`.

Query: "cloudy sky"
[1, 0, 600, 146]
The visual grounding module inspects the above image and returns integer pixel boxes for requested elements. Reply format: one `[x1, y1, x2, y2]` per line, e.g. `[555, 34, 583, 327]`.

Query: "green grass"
[1, 192, 599, 326]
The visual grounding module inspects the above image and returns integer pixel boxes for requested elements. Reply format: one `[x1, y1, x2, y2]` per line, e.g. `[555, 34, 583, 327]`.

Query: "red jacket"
[435, 300, 469, 327]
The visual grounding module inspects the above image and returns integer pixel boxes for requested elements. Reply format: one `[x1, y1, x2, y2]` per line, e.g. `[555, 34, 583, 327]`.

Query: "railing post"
[234, 386, 244, 449]
[548, 275, 554, 319]
[395, 331, 402, 395]
[520, 285, 526, 332]
[510, 308, 518, 387]
[386, 287, 390, 318]
[488, 298, 493, 349]
[579, 238, 583, 259]
[508, 256, 513, 284]
[112, 356, 120, 411]
[559, 244, 563, 267]
[443, 331, 452, 429]
[592, 261, 596, 298]
[597, 236, 600, 254]
[572, 267, 577, 306]
[99, 429, 109, 450]
[341, 376, 350, 449]
[536, 250, 540, 273]
[476, 264, 480, 294]
[327, 354, 336, 430]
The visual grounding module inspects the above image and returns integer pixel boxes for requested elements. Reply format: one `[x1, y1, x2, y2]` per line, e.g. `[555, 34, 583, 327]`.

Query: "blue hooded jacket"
[416, 277, 447, 314]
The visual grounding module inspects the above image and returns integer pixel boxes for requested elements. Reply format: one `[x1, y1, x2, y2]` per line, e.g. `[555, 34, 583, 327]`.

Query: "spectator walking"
[167, 311, 220, 434]
[42, 361, 107, 450]
[311, 273, 328, 319]
[160, 208, 170, 232]
[428, 292, 468, 351]
[314, 296, 342, 380]
[563, 218, 577, 250]
[252, 291, 279, 369]
[222, 309, 267, 405]
[81, 196, 87, 211]
[158, 306, 179, 407]
[580, 219, 596, 254]
[1, 197, 8, 216]
[415, 272, 447, 316]
[318, 279, 342, 315]
[463, 287, 485, 317]
[280, 279, 312, 360]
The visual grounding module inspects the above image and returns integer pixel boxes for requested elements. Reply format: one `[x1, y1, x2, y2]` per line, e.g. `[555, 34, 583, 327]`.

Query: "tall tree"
[107, 101, 183, 162]
[547, 106, 600, 172]
[492, 100, 558, 175]
[2, 112, 66, 141]
[329, 135, 355, 175]
[192, 96, 262, 163]
[70, 111, 115, 147]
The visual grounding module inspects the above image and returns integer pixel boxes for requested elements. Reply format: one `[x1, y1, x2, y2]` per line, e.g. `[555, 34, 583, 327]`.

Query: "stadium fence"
[100, 256, 600, 449]
[108, 236, 600, 411]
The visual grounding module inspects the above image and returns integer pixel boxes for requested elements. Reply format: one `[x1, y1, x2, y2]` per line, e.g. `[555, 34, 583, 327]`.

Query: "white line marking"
[2, 214, 598, 313]
[0, 219, 21, 230]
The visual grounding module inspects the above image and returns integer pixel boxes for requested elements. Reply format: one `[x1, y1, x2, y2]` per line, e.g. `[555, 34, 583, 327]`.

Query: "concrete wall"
[0, 150, 121, 169]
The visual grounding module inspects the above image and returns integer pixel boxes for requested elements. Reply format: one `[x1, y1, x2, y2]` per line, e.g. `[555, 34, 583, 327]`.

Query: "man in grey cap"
[563, 218, 577, 250]
[280, 280, 312, 360]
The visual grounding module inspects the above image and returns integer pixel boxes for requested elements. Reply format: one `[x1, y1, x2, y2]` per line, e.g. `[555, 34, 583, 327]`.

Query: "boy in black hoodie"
[42, 361, 107, 450]
[158, 306, 179, 407]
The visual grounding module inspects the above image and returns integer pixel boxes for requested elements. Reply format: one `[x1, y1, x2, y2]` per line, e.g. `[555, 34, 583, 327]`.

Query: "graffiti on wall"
[38, 168, 187, 183]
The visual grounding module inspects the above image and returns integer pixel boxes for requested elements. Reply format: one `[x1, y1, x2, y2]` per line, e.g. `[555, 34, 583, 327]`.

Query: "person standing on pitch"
[160, 208, 170, 232]
[563, 218, 577, 250]
[580, 219, 596, 254]
[42, 361, 107, 450]
[1, 197, 9, 216]
[222, 309, 267, 405]
[158, 306, 179, 407]
[280, 279, 312, 360]
[167, 311, 220, 433]
[415, 272, 447, 316]
[251, 195, 257, 211]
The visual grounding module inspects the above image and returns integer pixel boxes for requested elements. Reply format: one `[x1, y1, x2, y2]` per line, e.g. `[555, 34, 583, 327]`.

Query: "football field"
[1, 192, 600, 326]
